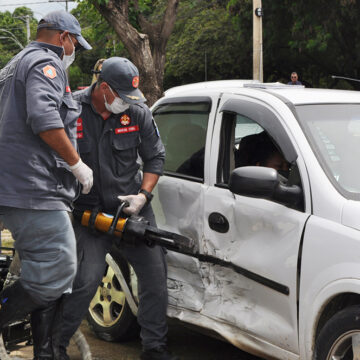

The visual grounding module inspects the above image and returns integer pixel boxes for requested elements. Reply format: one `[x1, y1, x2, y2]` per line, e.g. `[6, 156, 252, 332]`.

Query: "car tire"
[86, 249, 139, 342]
[314, 305, 360, 360]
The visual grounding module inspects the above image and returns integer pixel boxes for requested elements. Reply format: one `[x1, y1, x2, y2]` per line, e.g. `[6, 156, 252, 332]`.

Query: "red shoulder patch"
[43, 65, 57, 79]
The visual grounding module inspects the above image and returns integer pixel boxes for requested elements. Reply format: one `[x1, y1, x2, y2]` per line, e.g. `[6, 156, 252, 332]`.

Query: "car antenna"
[331, 75, 360, 83]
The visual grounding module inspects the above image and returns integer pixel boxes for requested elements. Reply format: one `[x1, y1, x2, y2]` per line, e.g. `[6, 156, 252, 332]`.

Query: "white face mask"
[62, 35, 75, 69]
[104, 87, 130, 114]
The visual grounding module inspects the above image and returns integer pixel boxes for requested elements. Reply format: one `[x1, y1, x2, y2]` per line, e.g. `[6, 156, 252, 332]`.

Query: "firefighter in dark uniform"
[59, 57, 178, 360]
[0, 11, 92, 360]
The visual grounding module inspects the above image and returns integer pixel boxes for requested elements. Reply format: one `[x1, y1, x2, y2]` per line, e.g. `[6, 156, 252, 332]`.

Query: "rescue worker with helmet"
[0, 10, 92, 360]
[58, 57, 178, 360]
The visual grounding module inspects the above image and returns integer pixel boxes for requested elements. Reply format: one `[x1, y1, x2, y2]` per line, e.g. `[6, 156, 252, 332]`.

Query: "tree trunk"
[93, 0, 179, 107]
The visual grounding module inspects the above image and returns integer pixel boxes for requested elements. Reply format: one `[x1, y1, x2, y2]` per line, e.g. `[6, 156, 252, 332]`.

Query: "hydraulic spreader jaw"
[74, 201, 196, 254]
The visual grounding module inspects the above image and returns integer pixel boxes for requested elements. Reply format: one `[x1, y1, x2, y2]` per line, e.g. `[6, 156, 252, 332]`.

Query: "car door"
[201, 94, 310, 354]
[151, 95, 216, 312]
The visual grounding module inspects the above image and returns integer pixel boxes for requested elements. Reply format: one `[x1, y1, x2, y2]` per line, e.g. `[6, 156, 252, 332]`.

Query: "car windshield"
[295, 104, 360, 199]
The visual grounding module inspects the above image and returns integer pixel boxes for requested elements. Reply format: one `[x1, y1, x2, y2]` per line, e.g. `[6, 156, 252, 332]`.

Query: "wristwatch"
[139, 189, 153, 203]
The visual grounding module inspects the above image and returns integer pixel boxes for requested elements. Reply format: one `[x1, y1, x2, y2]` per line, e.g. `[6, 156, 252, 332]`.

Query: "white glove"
[69, 158, 93, 194]
[117, 194, 147, 215]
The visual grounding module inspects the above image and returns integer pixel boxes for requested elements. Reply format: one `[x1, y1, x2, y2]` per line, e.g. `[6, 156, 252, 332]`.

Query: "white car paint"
[150, 81, 360, 360]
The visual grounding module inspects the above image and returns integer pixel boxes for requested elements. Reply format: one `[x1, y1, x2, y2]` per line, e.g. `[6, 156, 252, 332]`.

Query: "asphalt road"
[9, 319, 264, 360]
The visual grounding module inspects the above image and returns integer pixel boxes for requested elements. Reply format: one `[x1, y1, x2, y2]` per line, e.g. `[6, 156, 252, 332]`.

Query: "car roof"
[163, 80, 360, 105]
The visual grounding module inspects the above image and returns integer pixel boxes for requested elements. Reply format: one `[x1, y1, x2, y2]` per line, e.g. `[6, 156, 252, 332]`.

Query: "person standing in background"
[288, 71, 302, 85]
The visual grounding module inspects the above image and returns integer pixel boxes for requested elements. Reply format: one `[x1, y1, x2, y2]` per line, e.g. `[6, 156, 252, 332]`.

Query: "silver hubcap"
[327, 331, 360, 360]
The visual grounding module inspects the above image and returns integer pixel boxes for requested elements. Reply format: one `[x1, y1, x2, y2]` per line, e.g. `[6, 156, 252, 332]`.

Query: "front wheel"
[86, 251, 139, 342]
[314, 305, 360, 360]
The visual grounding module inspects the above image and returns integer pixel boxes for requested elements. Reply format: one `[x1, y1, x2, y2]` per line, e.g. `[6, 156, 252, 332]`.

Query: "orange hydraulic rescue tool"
[73, 200, 196, 254]
[74, 200, 291, 295]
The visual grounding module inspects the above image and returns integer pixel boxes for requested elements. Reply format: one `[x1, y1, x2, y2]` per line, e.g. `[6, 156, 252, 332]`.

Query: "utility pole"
[25, 15, 30, 44]
[253, 0, 263, 82]
[12, 15, 31, 44]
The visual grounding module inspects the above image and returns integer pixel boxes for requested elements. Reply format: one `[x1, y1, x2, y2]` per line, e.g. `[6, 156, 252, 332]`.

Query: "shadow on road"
[10, 318, 263, 360]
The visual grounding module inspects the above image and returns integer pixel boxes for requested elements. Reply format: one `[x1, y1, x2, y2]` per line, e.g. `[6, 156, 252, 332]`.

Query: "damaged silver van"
[88, 81, 360, 360]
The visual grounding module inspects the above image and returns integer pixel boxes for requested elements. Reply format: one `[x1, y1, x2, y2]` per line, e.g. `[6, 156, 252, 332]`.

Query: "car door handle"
[208, 212, 229, 233]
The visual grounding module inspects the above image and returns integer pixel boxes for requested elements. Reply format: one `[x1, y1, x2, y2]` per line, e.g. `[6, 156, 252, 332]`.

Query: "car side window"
[153, 100, 210, 181]
[219, 112, 289, 184]
[218, 110, 304, 211]
[234, 114, 265, 168]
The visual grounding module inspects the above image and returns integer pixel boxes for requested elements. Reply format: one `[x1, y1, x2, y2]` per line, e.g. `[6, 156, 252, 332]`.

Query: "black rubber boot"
[58, 346, 70, 360]
[0, 280, 40, 330]
[140, 346, 180, 360]
[31, 297, 64, 360]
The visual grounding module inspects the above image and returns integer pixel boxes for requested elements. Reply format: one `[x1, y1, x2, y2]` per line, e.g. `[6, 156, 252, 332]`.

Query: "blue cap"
[100, 57, 146, 104]
[37, 10, 91, 50]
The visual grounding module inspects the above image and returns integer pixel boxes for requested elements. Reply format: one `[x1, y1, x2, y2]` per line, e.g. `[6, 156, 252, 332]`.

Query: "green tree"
[164, 1, 252, 89]
[227, 0, 360, 89]
[226, 1, 302, 84]
[70, 2, 129, 89]
[71, 0, 360, 92]
[287, 0, 360, 89]
[0, 7, 37, 68]
[84, 0, 180, 105]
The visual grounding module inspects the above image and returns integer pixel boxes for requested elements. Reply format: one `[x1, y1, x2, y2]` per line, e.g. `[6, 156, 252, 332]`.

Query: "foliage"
[286, 0, 360, 89]
[223, 0, 360, 89]
[70, 1, 129, 89]
[2, 1, 360, 91]
[70, 0, 360, 90]
[164, 1, 252, 89]
[0, 7, 37, 68]
[86, 0, 180, 104]
[69, 0, 168, 86]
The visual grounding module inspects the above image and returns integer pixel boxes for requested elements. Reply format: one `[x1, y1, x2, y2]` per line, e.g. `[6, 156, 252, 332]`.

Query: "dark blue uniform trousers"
[0, 207, 77, 305]
[60, 206, 168, 350]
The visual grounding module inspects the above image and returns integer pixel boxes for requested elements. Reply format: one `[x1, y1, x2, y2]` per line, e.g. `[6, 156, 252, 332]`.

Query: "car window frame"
[152, 96, 212, 183]
[216, 99, 305, 211]
[219, 99, 298, 164]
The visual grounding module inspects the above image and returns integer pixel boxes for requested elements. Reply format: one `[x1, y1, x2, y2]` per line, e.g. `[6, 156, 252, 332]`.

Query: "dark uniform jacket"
[0, 42, 80, 211]
[73, 84, 165, 213]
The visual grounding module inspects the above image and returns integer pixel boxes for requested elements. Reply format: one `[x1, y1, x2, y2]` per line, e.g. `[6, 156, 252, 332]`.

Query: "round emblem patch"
[132, 76, 139, 88]
[120, 114, 131, 126]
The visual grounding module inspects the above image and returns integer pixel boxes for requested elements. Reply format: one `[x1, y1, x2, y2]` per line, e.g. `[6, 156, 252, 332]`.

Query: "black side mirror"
[229, 167, 303, 209]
